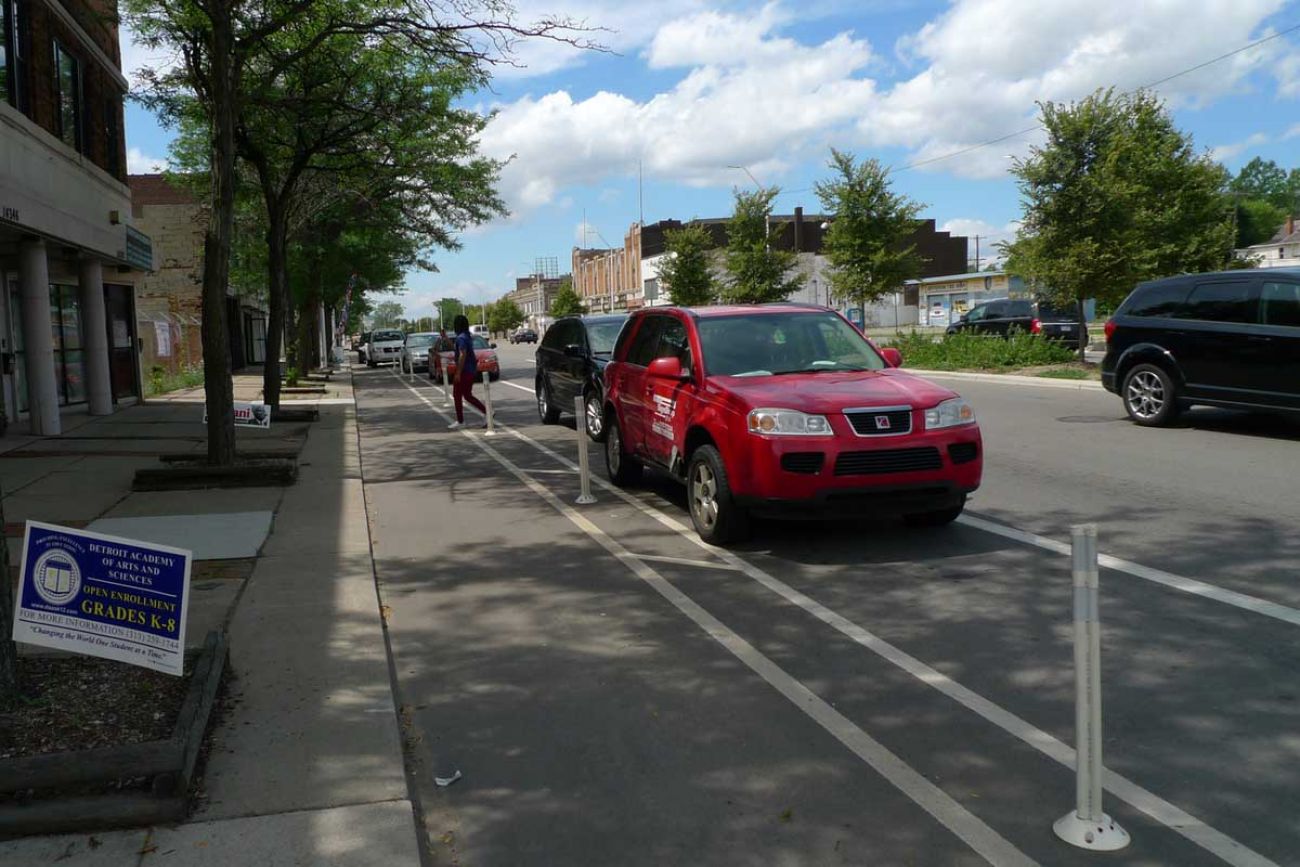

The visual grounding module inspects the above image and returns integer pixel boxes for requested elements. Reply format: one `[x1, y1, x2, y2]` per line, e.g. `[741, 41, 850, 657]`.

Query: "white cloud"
[939, 219, 1020, 266]
[1283, 123, 1300, 140]
[862, 0, 1293, 178]
[480, 9, 876, 215]
[1277, 52, 1300, 97]
[127, 147, 167, 174]
[1209, 132, 1270, 162]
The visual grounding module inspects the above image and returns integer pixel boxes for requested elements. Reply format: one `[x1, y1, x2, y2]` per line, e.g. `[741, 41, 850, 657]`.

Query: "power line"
[773, 20, 1300, 190]
[898, 21, 1300, 173]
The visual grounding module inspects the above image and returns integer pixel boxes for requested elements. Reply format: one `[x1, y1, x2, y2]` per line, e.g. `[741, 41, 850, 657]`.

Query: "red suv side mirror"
[648, 356, 687, 380]
[881, 347, 903, 368]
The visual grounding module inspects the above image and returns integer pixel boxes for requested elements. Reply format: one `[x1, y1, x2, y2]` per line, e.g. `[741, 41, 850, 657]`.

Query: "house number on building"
[0, 206, 19, 222]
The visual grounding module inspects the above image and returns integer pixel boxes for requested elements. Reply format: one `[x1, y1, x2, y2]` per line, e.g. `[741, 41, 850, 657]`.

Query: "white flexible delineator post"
[482, 370, 496, 436]
[441, 361, 452, 407]
[1055, 524, 1130, 851]
[574, 395, 597, 505]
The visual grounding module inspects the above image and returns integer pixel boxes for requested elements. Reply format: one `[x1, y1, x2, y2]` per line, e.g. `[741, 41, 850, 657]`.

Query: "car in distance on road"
[1101, 269, 1300, 426]
[356, 331, 372, 364]
[601, 304, 983, 543]
[365, 329, 405, 367]
[510, 328, 538, 344]
[429, 333, 501, 382]
[946, 297, 1085, 348]
[400, 332, 437, 374]
[535, 314, 628, 440]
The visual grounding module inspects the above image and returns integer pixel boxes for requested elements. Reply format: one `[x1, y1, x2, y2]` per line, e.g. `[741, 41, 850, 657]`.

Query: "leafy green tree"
[722, 187, 803, 303]
[127, 0, 600, 460]
[814, 149, 925, 307]
[1230, 157, 1292, 209]
[658, 223, 717, 306]
[490, 299, 526, 333]
[1235, 198, 1290, 248]
[372, 301, 405, 327]
[1004, 89, 1235, 358]
[434, 298, 464, 329]
[550, 281, 585, 317]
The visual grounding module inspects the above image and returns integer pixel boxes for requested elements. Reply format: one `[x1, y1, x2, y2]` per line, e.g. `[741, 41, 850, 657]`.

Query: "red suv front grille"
[845, 409, 912, 435]
[834, 447, 943, 476]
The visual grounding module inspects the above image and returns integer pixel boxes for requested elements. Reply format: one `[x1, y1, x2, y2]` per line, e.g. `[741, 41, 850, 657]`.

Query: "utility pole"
[638, 160, 644, 227]
[974, 235, 982, 272]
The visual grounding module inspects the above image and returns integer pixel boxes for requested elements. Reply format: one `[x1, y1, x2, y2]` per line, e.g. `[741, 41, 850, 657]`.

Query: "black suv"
[510, 328, 538, 344]
[947, 298, 1085, 347]
[535, 314, 628, 440]
[1101, 269, 1300, 425]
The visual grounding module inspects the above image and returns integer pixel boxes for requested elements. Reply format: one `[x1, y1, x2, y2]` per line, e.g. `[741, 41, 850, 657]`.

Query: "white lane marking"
[431, 381, 1278, 867]
[632, 553, 743, 572]
[958, 514, 1300, 629]
[500, 380, 533, 395]
[390, 371, 1038, 867]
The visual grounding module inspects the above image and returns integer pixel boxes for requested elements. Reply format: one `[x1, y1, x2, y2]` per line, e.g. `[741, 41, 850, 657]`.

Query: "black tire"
[687, 445, 750, 544]
[904, 495, 966, 528]
[490, 370, 500, 382]
[536, 379, 561, 424]
[604, 412, 642, 487]
[367, 359, 376, 368]
[584, 387, 606, 442]
[1121, 363, 1180, 427]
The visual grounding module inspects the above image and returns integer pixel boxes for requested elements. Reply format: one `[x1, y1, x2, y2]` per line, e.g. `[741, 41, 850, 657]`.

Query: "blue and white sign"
[11, 522, 192, 676]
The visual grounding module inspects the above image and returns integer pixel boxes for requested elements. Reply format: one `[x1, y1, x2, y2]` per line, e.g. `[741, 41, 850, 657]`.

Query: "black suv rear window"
[1125, 284, 1189, 318]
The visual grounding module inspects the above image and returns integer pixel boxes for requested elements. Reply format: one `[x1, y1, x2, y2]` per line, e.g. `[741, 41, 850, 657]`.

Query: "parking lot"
[356, 342, 1299, 867]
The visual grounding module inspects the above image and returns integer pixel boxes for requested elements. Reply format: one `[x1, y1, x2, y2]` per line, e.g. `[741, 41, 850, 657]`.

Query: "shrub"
[889, 331, 1075, 371]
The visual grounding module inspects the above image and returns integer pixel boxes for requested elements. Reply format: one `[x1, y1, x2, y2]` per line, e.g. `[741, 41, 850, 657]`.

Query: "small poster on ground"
[11, 522, 192, 676]
[203, 401, 271, 428]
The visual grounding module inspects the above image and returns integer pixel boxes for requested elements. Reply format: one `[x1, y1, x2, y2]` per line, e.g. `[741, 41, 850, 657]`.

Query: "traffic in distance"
[351, 266, 1298, 543]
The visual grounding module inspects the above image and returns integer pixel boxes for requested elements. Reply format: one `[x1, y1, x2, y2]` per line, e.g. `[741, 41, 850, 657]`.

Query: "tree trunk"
[262, 200, 288, 409]
[202, 7, 238, 466]
[0, 483, 18, 709]
[296, 296, 314, 374]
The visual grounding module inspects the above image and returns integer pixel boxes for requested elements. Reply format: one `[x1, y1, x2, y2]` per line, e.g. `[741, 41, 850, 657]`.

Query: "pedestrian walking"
[448, 314, 488, 429]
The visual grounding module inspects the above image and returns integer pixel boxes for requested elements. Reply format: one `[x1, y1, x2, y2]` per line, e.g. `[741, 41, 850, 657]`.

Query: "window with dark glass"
[53, 40, 82, 151]
[1, 0, 24, 109]
[1126, 283, 1190, 318]
[1260, 282, 1300, 328]
[625, 317, 665, 367]
[1182, 281, 1253, 324]
[104, 97, 121, 177]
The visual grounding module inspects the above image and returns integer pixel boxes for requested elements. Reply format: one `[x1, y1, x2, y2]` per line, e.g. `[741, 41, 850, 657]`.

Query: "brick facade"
[128, 174, 206, 377]
[6, 0, 127, 182]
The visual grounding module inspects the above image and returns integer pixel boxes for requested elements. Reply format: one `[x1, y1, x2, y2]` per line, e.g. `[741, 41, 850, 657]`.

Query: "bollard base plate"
[1054, 812, 1130, 851]
[575, 494, 597, 505]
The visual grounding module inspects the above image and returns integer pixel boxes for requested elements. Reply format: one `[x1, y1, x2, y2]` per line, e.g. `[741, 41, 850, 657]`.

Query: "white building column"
[18, 238, 60, 436]
[78, 258, 113, 416]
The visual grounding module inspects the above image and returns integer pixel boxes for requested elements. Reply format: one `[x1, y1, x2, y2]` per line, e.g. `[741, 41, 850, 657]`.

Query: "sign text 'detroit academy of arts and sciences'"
[11, 522, 193, 676]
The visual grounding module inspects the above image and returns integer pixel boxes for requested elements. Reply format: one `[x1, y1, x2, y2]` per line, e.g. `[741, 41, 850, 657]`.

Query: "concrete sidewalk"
[1, 368, 421, 866]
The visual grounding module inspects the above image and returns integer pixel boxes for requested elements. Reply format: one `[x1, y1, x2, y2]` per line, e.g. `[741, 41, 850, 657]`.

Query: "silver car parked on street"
[400, 332, 438, 374]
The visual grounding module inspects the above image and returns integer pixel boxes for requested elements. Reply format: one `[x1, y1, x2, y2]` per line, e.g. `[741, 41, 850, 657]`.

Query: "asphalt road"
[356, 344, 1300, 867]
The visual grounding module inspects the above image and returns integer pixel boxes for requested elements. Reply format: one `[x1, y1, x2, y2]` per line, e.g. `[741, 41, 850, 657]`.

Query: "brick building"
[504, 274, 569, 330]
[573, 209, 968, 326]
[128, 174, 269, 376]
[1, 0, 151, 434]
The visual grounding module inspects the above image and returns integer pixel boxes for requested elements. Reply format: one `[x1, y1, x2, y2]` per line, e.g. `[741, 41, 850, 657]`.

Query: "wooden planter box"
[0, 631, 228, 839]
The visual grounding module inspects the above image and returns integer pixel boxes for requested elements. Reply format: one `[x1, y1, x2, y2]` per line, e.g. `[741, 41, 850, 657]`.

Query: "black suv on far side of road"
[535, 314, 628, 440]
[946, 297, 1086, 347]
[1101, 268, 1300, 426]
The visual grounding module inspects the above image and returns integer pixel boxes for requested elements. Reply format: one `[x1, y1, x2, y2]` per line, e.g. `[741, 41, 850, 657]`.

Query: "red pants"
[453, 369, 486, 423]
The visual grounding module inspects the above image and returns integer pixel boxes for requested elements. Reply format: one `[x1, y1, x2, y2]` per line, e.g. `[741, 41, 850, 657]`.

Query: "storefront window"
[7, 283, 87, 411]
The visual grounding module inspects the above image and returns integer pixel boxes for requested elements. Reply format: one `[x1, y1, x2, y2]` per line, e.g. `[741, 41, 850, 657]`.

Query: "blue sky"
[121, 0, 1300, 320]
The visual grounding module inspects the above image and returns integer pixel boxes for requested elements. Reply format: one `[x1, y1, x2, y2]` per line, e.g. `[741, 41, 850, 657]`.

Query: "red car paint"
[429, 334, 500, 381]
[602, 304, 982, 523]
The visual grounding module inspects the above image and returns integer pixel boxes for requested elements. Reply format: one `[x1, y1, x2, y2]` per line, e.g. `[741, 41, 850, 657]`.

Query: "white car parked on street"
[365, 329, 406, 367]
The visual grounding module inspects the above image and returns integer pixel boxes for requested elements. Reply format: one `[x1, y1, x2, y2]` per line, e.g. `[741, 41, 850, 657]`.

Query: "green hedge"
[889, 331, 1076, 371]
[146, 364, 205, 396]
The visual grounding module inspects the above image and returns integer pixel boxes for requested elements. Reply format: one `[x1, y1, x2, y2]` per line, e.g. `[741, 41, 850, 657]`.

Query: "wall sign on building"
[11, 522, 193, 676]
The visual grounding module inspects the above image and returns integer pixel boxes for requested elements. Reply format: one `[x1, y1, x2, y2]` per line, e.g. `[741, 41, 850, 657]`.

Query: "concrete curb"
[907, 368, 1107, 392]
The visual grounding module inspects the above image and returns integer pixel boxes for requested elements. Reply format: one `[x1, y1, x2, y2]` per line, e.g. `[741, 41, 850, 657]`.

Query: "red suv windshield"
[696, 311, 886, 376]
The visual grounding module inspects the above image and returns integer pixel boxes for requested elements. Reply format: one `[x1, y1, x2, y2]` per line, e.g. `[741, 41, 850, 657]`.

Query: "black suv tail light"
[1104, 318, 1116, 343]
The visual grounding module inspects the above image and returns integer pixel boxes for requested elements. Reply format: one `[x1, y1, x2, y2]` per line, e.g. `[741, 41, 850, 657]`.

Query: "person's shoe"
[447, 420, 463, 430]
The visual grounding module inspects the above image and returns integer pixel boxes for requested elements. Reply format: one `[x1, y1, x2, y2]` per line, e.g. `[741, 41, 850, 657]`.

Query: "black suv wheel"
[536, 379, 560, 424]
[1122, 363, 1180, 427]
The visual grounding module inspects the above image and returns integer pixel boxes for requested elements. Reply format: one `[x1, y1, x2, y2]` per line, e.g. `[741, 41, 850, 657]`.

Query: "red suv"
[601, 305, 983, 543]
